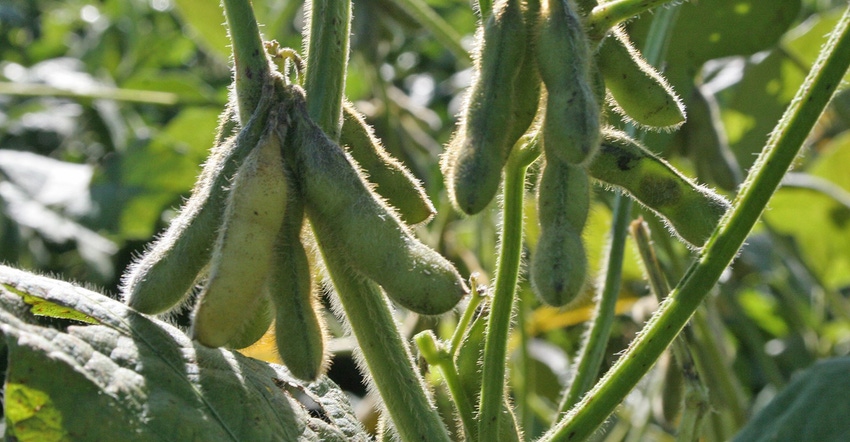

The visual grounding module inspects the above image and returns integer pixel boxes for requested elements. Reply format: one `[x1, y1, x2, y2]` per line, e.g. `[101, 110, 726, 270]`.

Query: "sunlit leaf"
[0, 265, 368, 441]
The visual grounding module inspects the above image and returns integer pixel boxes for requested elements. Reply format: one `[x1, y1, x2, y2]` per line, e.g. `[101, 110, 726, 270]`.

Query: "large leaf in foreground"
[0, 265, 368, 441]
[733, 357, 850, 442]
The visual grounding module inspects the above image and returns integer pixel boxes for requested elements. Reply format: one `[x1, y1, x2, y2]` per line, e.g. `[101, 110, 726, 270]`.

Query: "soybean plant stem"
[301, 0, 449, 439]
[449, 284, 486, 357]
[324, 254, 451, 442]
[586, 0, 680, 40]
[541, 6, 850, 441]
[559, 196, 632, 413]
[631, 219, 709, 441]
[303, 0, 351, 141]
[477, 139, 538, 442]
[221, 0, 270, 124]
[415, 331, 478, 441]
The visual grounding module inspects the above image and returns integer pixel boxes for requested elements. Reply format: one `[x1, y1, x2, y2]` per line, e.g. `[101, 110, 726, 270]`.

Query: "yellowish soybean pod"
[340, 102, 436, 224]
[225, 292, 274, 349]
[442, 0, 528, 215]
[595, 28, 686, 130]
[589, 129, 731, 248]
[285, 86, 468, 315]
[192, 116, 289, 348]
[531, 157, 590, 306]
[122, 96, 272, 315]
[268, 191, 327, 381]
[537, 0, 601, 166]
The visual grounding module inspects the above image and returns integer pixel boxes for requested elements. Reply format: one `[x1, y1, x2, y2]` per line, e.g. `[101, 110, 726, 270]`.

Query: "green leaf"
[2, 283, 99, 325]
[97, 106, 221, 240]
[5, 382, 69, 442]
[733, 357, 850, 442]
[762, 133, 850, 290]
[172, 0, 231, 60]
[0, 265, 368, 441]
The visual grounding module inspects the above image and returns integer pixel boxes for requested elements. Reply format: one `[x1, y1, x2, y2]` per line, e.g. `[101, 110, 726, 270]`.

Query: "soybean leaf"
[0, 265, 368, 441]
[763, 133, 850, 290]
[732, 357, 850, 442]
[171, 0, 231, 60]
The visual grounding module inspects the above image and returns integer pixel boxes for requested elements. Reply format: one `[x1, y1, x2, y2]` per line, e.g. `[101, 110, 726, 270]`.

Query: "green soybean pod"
[530, 157, 590, 306]
[225, 291, 274, 349]
[268, 190, 327, 381]
[192, 116, 289, 348]
[442, 0, 528, 215]
[595, 27, 686, 130]
[536, 0, 601, 166]
[122, 93, 273, 314]
[504, 0, 542, 148]
[340, 102, 436, 224]
[285, 86, 468, 315]
[589, 129, 731, 248]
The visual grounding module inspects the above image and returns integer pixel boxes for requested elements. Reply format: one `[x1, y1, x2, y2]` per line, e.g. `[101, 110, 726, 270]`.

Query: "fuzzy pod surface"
[590, 129, 731, 248]
[268, 188, 327, 381]
[531, 157, 590, 306]
[442, 0, 529, 215]
[123, 94, 274, 314]
[536, 0, 601, 166]
[192, 112, 289, 348]
[340, 102, 435, 224]
[284, 86, 468, 315]
[595, 28, 685, 130]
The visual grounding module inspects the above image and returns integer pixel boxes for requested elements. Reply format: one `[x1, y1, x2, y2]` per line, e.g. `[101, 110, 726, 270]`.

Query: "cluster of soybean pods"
[443, 0, 729, 306]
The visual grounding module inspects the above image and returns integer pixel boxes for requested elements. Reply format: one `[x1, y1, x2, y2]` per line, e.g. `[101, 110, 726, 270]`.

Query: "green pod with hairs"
[589, 129, 731, 248]
[595, 28, 685, 130]
[192, 114, 289, 348]
[531, 157, 590, 306]
[504, 0, 542, 147]
[122, 94, 273, 314]
[340, 102, 436, 224]
[537, 0, 601, 166]
[269, 188, 327, 381]
[442, 0, 528, 215]
[225, 292, 274, 349]
[284, 86, 468, 315]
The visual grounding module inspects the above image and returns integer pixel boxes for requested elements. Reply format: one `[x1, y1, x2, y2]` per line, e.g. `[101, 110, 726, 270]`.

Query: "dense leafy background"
[2, 0, 850, 440]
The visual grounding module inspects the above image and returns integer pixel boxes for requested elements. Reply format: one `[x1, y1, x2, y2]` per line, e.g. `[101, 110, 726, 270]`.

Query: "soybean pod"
[589, 129, 731, 248]
[268, 185, 327, 381]
[284, 86, 468, 315]
[340, 102, 436, 224]
[442, 0, 528, 215]
[595, 27, 686, 130]
[537, 0, 601, 166]
[225, 292, 274, 349]
[531, 157, 590, 306]
[192, 109, 289, 348]
[122, 92, 274, 314]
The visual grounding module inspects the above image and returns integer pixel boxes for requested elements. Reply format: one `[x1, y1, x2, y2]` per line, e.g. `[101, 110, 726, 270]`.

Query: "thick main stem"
[221, 0, 271, 124]
[303, 0, 351, 141]
[542, 6, 850, 441]
[559, 196, 631, 413]
[323, 253, 451, 442]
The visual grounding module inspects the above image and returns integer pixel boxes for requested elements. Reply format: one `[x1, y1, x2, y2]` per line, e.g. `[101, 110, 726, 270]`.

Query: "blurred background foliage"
[2, 0, 850, 439]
